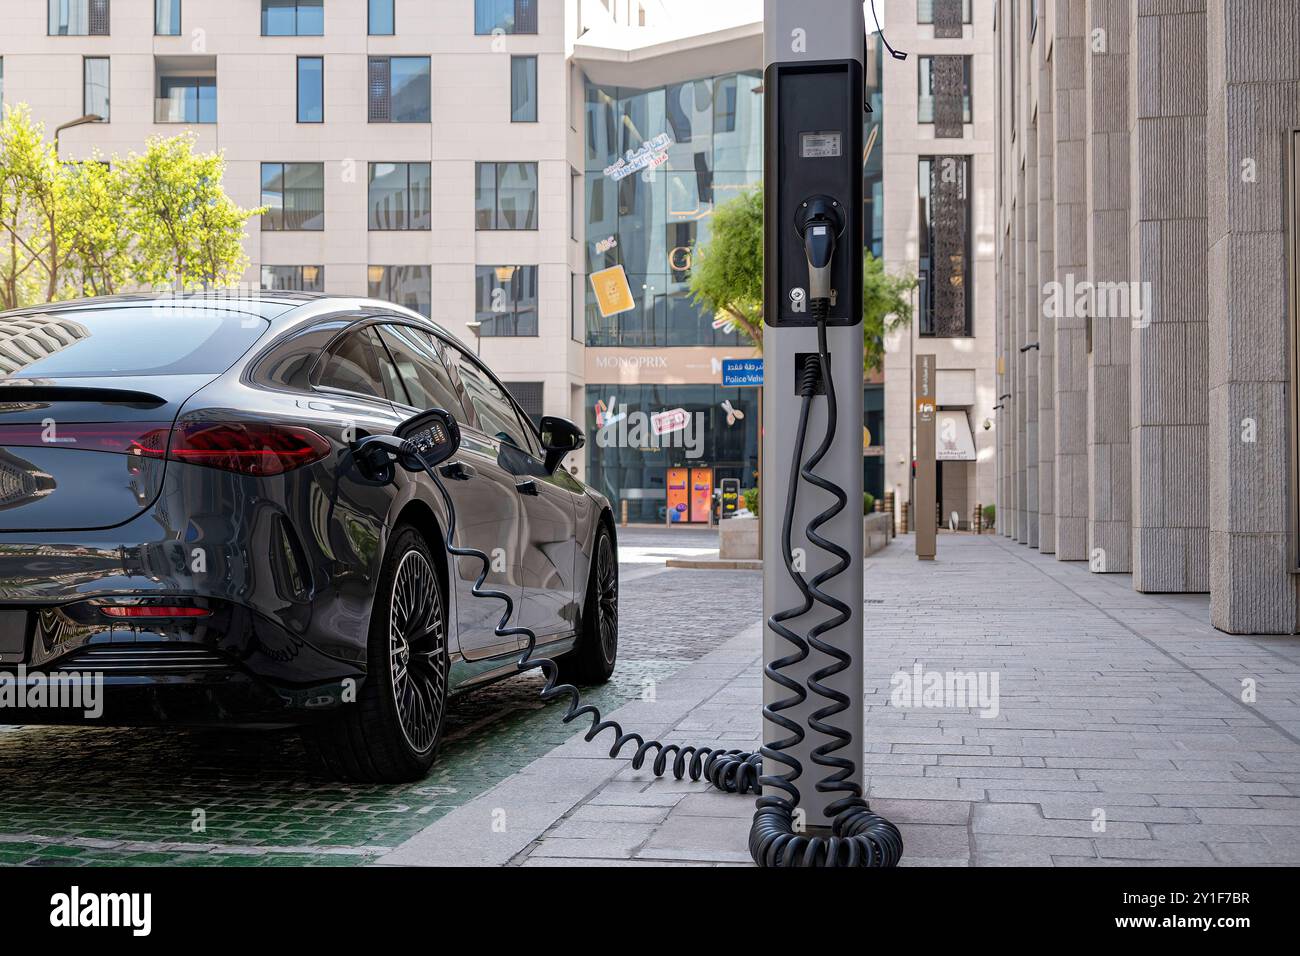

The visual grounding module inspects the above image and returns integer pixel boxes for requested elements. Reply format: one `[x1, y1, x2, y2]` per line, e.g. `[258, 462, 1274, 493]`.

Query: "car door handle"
[516, 480, 539, 496]
[440, 460, 476, 481]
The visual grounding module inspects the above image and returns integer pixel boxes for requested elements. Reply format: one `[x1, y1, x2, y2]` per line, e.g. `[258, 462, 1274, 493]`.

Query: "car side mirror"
[539, 415, 584, 474]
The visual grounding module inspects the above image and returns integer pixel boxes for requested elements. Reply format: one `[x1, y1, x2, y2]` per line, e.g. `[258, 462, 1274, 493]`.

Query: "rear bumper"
[0, 603, 363, 725]
[0, 469, 375, 725]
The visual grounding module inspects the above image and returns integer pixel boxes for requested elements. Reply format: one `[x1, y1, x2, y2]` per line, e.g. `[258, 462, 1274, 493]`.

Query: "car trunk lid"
[0, 375, 213, 531]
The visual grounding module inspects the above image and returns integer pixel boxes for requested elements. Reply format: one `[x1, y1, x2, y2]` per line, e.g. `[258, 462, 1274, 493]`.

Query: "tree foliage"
[689, 186, 916, 373]
[0, 106, 262, 309]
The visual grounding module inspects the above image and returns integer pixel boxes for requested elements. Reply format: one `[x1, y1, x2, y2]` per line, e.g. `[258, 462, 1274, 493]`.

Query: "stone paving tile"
[0, 529, 755, 867]
[18, 525, 1292, 868]
[509, 534, 1300, 867]
[568, 803, 673, 825]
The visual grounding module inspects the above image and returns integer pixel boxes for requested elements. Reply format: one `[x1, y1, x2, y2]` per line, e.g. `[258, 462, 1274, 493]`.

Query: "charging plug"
[796, 196, 843, 316]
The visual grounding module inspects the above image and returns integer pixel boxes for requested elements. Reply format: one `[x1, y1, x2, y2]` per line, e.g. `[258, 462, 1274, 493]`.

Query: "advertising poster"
[666, 467, 690, 522]
[689, 467, 714, 524]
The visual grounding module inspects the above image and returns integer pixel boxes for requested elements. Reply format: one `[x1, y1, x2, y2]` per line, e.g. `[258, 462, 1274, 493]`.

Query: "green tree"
[689, 186, 916, 373]
[117, 133, 263, 290]
[62, 156, 133, 297]
[0, 106, 63, 310]
[0, 109, 262, 308]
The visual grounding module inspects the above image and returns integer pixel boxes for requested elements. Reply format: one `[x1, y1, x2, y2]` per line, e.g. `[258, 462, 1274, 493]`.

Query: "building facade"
[2, 0, 658, 483]
[994, 0, 1300, 634]
[880, 0, 998, 532]
[1, 0, 983, 529]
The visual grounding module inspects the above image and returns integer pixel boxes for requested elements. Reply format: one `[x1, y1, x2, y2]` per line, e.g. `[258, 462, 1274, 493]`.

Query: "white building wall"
[880, 0, 998, 527]
[0, 0, 642, 483]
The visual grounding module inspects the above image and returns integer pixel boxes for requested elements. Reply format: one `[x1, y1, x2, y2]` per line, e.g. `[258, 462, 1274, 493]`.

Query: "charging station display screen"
[800, 131, 843, 159]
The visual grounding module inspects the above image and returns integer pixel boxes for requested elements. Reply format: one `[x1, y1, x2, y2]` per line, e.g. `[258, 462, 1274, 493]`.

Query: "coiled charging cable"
[389, 301, 901, 866]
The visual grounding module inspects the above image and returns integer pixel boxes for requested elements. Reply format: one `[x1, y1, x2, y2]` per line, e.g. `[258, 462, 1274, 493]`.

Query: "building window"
[476, 162, 538, 230]
[918, 155, 972, 337]
[261, 0, 322, 37]
[261, 162, 325, 231]
[918, 55, 971, 135]
[570, 168, 580, 240]
[297, 56, 323, 123]
[369, 265, 432, 318]
[369, 0, 394, 35]
[476, 266, 538, 336]
[917, 0, 971, 30]
[368, 162, 431, 230]
[84, 57, 110, 121]
[155, 0, 180, 35]
[50, 0, 110, 36]
[505, 381, 544, 427]
[584, 384, 759, 524]
[262, 265, 323, 292]
[157, 71, 216, 123]
[367, 56, 431, 123]
[571, 271, 582, 342]
[511, 56, 538, 123]
[475, 0, 537, 35]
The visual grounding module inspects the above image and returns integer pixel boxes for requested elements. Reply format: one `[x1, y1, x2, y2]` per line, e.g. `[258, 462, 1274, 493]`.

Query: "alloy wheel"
[596, 535, 618, 665]
[388, 549, 446, 754]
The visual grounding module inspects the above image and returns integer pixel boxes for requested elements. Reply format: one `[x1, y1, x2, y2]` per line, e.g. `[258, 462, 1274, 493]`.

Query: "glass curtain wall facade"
[582, 71, 763, 522]
[583, 72, 763, 348]
[581, 41, 887, 518]
[586, 384, 760, 523]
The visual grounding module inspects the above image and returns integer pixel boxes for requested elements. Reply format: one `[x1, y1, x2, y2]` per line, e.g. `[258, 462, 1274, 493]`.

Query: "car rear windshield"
[0, 307, 271, 378]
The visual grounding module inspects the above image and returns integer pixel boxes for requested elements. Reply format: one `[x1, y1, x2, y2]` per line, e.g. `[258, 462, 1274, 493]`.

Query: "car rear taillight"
[0, 418, 330, 477]
[0, 422, 172, 454]
[100, 605, 211, 619]
[150, 422, 332, 477]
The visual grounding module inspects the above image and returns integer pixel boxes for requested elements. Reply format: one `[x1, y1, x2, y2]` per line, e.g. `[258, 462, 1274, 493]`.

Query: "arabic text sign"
[721, 358, 764, 388]
[603, 134, 673, 181]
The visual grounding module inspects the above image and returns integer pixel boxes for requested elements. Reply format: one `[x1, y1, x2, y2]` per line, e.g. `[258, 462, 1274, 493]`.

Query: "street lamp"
[53, 114, 104, 154]
[465, 319, 483, 356]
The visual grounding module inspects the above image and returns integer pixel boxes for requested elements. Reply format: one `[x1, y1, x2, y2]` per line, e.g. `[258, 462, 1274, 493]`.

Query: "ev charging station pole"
[761, 0, 866, 827]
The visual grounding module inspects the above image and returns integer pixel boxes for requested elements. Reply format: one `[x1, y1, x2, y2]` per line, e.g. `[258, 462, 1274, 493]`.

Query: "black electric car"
[0, 293, 618, 782]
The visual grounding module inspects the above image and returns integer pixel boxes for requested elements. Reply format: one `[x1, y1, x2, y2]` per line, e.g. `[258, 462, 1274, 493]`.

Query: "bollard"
[621, 499, 628, 528]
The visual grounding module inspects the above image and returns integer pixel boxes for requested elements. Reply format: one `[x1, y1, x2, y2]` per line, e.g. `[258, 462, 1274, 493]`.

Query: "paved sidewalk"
[378, 534, 1300, 867]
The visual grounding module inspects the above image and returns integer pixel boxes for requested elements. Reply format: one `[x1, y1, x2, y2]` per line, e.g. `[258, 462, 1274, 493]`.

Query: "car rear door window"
[444, 346, 533, 451]
[375, 324, 462, 414]
[317, 326, 404, 402]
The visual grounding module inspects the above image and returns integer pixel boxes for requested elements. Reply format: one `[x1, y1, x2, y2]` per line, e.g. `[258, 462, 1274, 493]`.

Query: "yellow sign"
[916, 398, 936, 423]
[590, 265, 635, 318]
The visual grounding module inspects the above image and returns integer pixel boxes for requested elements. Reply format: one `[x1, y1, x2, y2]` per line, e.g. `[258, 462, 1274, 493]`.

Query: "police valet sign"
[721, 358, 764, 388]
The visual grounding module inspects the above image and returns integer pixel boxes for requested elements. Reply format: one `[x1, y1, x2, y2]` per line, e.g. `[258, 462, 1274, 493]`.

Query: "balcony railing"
[154, 95, 215, 124]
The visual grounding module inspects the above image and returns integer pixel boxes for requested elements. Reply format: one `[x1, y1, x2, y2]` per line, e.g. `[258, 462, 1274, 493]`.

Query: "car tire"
[306, 524, 449, 783]
[557, 524, 618, 686]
